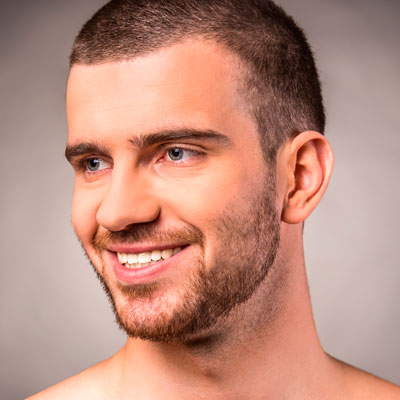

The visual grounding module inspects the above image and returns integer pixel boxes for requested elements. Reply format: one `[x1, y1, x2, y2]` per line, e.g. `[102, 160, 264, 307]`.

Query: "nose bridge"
[96, 163, 160, 232]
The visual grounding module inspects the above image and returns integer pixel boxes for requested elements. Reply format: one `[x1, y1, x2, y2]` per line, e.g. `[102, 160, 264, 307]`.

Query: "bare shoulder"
[335, 358, 400, 400]
[25, 358, 115, 400]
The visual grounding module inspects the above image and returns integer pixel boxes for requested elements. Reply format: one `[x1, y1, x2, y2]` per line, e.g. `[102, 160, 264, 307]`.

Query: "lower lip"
[109, 246, 189, 285]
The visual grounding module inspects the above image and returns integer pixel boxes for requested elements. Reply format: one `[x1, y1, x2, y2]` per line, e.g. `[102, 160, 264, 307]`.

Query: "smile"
[117, 247, 183, 269]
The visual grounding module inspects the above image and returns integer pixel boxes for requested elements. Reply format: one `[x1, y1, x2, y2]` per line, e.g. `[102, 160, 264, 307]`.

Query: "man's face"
[66, 40, 280, 342]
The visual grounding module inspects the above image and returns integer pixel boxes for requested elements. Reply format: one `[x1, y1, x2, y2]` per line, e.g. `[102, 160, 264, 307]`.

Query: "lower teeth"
[124, 260, 157, 269]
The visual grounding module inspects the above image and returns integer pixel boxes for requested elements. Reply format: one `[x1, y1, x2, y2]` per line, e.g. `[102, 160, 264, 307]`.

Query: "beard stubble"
[86, 172, 281, 343]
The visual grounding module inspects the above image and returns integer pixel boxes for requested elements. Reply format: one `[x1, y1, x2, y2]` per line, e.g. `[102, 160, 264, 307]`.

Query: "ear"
[281, 131, 334, 224]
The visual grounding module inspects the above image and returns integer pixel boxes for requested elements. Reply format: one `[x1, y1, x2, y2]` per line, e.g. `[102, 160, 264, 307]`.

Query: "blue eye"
[167, 148, 184, 161]
[166, 148, 197, 162]
[85, 158, 109, 172]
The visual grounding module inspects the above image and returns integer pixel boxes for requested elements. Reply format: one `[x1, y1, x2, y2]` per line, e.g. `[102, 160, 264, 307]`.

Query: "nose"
[96, 166, 161, 232]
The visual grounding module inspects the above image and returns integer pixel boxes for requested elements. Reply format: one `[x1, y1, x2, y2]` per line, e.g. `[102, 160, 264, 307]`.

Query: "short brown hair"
[70, 0, 325, 163]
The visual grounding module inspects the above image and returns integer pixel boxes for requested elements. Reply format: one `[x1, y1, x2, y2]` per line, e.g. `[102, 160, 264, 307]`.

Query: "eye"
[84, 158, 110, 172]
[165, 147, 199, 163]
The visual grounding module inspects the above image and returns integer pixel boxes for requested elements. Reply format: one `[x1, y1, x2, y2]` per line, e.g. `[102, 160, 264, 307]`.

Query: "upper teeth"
[117, 247, 182, 269]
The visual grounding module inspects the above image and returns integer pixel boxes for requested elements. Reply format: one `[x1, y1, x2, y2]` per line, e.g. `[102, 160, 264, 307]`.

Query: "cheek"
[155, 160, 257, 255]
[71, 184, 101, 245]
[155, 165, 238, 220]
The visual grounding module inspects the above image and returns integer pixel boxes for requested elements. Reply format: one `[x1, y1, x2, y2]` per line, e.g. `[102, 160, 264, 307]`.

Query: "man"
[28, 0, 399, 398]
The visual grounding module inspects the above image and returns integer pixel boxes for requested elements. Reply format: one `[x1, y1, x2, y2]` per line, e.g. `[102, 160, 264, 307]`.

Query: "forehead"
[66, 39, 258, 148]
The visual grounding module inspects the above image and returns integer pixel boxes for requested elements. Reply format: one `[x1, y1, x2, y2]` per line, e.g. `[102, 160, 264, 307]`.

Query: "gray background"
[1, 0, 399, 398]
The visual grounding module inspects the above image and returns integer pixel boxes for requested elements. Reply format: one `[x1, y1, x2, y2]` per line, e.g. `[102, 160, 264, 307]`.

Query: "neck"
[107, 231, 342, 399]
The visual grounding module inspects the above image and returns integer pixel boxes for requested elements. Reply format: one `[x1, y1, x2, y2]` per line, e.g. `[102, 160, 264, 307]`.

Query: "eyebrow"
[129, 128, 232, 149]
[65, 128, 232, 163]
[65, 142, 111, 163]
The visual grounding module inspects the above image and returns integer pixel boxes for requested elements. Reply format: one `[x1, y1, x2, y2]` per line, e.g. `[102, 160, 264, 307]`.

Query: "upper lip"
[106, 243, 189, 254]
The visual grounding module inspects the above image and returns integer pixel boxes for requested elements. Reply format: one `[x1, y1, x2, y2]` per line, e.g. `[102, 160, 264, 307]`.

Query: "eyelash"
[76, 145, 205, 175]
[75, 157, 111, 178]
[158, 144, 204, 164]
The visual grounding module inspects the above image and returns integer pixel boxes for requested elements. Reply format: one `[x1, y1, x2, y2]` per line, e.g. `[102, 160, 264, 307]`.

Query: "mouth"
[116, 246, 183, 269]
[106, 243, 189, 284]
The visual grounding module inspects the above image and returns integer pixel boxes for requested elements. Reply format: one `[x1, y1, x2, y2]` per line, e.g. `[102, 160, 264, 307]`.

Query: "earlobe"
[281, 131, 334, 224]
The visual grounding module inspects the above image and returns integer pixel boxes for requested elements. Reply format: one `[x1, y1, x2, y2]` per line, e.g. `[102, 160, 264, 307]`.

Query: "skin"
[27, 39, 400, 399]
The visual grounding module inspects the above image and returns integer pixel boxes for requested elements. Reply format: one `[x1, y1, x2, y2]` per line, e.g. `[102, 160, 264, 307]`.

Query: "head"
[66, 0, 333, 343]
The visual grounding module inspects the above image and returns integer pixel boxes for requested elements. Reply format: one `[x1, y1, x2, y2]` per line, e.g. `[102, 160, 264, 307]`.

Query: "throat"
[183, 332, 225, 356]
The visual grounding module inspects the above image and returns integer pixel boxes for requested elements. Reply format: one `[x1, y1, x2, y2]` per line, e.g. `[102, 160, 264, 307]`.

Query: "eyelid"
[158, 142, 206, 152]
[158, 144, 205, 161]
[75, 156, 112, 175]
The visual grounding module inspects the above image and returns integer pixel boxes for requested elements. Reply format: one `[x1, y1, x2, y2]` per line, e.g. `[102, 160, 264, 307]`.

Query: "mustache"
[92, 222, 205, 250]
